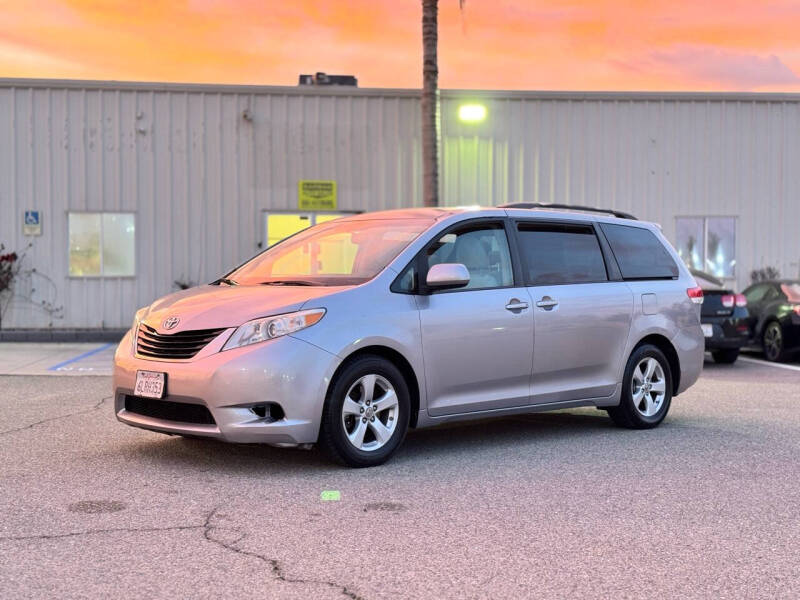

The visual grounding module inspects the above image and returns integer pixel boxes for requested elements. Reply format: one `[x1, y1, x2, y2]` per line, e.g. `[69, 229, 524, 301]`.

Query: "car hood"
[139, 284, 344, 333]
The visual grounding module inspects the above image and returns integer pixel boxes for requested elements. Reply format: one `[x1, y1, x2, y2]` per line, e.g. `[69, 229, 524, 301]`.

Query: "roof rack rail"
[499, 202, 637, 221]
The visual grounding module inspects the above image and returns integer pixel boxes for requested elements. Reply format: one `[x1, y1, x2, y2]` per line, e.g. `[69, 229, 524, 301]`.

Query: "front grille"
[124, 395, 216, 425]
[136, 324, 225, 360]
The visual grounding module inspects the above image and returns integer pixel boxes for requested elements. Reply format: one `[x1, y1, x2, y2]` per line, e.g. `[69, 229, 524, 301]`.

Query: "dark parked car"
[691, 269, 749, 364]
[742, 280, 800, 362]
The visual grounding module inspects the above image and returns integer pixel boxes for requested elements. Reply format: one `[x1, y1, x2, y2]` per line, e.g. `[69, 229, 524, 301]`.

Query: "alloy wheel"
[631, 357, 666, 417]
[341, 374, 399, 452]
[764, 323, 783, 361]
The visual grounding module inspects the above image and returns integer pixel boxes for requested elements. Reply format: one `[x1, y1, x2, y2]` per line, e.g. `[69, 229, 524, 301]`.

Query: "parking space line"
[47, 343, 114, 371]
[738, 356, 800, 372]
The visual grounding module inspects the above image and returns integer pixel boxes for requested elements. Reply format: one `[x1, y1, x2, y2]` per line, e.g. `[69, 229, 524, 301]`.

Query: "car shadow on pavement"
[121, 434, 334, 473]
[399, 410, 616, 458]
[119, 408, 617, 472]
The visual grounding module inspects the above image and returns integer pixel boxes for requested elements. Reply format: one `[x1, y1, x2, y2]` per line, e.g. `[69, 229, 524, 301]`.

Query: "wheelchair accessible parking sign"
[24, 210, 41, 236]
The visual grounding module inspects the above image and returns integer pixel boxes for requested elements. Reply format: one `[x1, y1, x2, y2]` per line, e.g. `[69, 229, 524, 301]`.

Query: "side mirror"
[426, 263, 470, 291]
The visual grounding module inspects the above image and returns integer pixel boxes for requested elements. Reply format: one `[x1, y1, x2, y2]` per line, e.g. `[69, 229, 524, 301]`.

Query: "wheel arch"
[632, 334, 681, 395]
[762, 316, 783, 336]
[329, 345, 421, 428]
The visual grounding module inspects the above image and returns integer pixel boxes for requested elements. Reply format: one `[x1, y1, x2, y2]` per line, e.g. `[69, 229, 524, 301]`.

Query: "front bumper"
[113, 330, 340, 445]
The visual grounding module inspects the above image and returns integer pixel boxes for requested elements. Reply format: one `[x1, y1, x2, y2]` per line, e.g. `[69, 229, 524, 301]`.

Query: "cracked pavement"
[1, 361, 799, 599]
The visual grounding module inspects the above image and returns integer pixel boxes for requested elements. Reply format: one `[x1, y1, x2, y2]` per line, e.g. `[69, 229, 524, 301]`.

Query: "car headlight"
[132, 307, 148, 332]
[222, 308, 326, 351]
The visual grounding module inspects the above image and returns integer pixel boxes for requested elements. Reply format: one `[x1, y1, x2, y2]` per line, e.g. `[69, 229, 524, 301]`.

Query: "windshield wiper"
[259, 280, 318, 286]
[213, 277, 238, 286]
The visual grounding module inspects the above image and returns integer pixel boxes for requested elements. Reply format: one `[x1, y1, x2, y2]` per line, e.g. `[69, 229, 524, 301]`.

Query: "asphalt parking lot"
[1, 358, 799, 599]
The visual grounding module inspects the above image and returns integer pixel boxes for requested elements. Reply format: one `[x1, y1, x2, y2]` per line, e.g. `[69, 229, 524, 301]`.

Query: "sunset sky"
[2, 0, 800, 91]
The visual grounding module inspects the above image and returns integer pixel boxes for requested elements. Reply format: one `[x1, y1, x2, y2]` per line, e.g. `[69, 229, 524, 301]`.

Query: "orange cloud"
[0, 0, 798, 91]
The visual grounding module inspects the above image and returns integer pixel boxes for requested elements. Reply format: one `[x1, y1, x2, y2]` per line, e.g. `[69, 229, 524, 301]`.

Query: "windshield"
[227, 219, 430, 286]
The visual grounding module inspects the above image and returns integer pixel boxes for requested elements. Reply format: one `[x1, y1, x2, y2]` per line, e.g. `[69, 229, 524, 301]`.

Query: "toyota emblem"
[162, 316, 180, 330]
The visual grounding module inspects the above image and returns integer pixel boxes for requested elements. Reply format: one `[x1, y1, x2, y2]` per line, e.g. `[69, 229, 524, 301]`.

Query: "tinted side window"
[764, 286, 780, 301]
[600, 223, 679, 280]
[743, 284, 768, 303]
[517, 223, 608, 285]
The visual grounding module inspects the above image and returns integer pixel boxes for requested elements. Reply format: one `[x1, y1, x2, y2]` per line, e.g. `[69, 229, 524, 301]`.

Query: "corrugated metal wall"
[440, 91, 800, 290]
[1, 80, 799, 329]
[0, 81, 422, 328]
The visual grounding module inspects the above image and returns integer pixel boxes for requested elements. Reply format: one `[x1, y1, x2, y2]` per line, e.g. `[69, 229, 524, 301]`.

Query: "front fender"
[290, 280, 427, 412]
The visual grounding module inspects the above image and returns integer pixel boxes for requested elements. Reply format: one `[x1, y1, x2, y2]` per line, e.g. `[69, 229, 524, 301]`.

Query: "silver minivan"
[113, 205, 704, 467]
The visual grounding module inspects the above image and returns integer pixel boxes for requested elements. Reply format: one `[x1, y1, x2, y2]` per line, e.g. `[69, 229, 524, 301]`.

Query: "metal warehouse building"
[1, 77, 799, 332]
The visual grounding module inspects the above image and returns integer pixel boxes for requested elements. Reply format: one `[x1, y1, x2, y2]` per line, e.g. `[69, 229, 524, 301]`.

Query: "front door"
[513, 220, 633, 405]
[417, 221, 535, 416]
[742, 283, 779, 341]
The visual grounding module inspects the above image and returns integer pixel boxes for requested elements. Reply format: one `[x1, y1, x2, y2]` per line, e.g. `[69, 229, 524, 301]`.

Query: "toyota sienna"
[113, 205, 704, 467]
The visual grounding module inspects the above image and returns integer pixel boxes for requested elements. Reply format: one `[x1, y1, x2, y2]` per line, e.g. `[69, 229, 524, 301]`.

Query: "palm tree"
[421, 1, 464, 207]
[421, 0, 439, 207]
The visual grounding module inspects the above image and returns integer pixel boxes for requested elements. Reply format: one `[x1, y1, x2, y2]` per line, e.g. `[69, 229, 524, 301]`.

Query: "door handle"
[536, 296, 558, 310]
[505, 299, 529, 312]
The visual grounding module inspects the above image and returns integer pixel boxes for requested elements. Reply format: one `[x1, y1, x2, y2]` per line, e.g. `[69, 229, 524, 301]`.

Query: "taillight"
[721, 294, 734, 308]
[735, 294, 747, 307]
[687, 286, 704, 304]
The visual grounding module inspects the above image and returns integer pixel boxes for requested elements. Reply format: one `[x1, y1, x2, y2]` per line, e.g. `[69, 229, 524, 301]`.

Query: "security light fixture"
[458, 103, 487, 123]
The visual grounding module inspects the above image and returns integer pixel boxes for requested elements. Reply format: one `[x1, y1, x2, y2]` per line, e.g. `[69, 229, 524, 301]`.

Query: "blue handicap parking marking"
[25, 210, 40, 225]
[47, 343, 115, 372]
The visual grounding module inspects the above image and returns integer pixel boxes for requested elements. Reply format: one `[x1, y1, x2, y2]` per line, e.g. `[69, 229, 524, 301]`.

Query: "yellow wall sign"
[298, 180, 337, 211]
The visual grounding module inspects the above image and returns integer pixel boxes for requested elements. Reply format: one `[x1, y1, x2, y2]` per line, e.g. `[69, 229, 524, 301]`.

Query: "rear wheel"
[608, 344, 673, 429]
[762, 321, 785, 362]
[712, 348, 739, 364]
[318, 356, 410, 468]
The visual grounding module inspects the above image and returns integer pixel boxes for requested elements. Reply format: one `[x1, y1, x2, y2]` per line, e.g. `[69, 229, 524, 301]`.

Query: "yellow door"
[263, 212, 354, 249]
[314, 213, 344, 225]
[265, 213, 311, 248]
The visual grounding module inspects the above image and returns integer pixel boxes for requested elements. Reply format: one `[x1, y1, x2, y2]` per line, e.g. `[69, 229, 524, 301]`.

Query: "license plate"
[134, 370, 166, 399]
[701, 324, 713, 338]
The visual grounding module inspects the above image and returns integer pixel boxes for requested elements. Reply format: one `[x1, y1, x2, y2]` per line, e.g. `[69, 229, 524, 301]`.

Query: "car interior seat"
[454, 234, 499, 288]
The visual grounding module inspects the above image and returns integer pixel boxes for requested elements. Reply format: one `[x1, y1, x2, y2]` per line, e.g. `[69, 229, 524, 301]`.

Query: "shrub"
[0, 246, 20, 295]
[750, 266, 780, 283]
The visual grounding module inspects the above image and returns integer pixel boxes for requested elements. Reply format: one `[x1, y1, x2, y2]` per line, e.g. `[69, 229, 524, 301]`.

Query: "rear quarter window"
[600, 223, 679, 280]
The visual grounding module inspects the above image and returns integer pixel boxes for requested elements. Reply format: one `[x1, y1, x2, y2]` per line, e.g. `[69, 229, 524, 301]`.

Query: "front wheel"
[712, 349, 739, 364]
[318, 356, 410, 468]
[608, 344, 673, 429]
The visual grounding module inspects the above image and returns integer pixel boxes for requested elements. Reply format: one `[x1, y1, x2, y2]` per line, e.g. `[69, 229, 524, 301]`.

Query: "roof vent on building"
[298, 72, 358, 87]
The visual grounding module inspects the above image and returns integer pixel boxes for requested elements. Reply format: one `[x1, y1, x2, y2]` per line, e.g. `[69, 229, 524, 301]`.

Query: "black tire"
[318, 355, 410, 468]
[608, 344, 673, 429]
[711, 349, 740, 364]
[762, 321, 785, 362]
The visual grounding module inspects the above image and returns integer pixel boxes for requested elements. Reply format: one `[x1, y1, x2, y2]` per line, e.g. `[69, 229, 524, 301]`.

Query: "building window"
[68, 212, 135, 277]
[675, 216, 736, 278]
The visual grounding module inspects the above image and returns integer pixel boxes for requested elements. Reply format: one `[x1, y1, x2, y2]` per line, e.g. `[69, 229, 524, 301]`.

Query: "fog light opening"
[251, 403, 285, 422]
